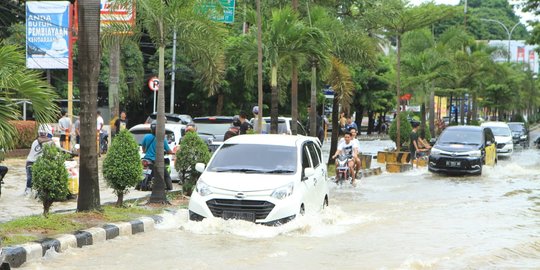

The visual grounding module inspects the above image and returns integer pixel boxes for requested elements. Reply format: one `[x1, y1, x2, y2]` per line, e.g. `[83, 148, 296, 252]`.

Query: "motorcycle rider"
[224, 116, 241, 141]
[25, 126, 55, 195]
[331, 131, 358, 186]
[141, 121, 173, 190]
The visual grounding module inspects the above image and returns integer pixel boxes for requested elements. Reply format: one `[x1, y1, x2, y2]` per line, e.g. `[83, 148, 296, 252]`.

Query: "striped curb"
[0, 213, 171, 269]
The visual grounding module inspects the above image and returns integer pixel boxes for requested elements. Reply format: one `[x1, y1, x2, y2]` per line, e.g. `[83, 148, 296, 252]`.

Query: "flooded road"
[19, 146, 540, 269]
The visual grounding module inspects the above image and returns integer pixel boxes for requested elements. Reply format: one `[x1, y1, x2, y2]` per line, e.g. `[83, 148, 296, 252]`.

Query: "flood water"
[18, 146, 540, 269]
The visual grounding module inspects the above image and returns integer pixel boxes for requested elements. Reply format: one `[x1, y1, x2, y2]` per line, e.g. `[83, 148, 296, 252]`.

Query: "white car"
[189, 134, 329, 225]
[129, 123, 186, 181]
[480, 121, 513, 157]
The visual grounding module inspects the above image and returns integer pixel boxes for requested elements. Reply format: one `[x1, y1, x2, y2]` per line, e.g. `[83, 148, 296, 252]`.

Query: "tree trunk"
[291, 62, 298, 135]
[395, 35, 402, 149]
[149, 24, 168, 204]
[270, 66, 278, 134]
[116, 192, 124, 207]
[354, 102, 364, 134]
[256, 0, 263, 134]
[216, 93, 224, 115]
[108, 40, 120, 125]
[292, 0, 299, 11]
[472, 91, 478, 122]
[420, 102, 426, 138]
[328, 93, 340, 165]
[77, 0, 102, 212]
[310, 63, 317, 137]
[460, 93, 465, 125]
[429, 90, 435, 138]
[367, 111, 374, 135]
[43, 200, 53, 217]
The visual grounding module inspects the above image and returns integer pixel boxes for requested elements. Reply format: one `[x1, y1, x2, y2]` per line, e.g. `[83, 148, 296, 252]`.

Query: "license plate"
[446, 161, 461, 167]
[143, 169, 152, 175]
[222, 211, 255, 222]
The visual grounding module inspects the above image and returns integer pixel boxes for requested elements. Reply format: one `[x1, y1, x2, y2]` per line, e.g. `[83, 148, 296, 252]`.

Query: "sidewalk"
[0, 156, 180, 223]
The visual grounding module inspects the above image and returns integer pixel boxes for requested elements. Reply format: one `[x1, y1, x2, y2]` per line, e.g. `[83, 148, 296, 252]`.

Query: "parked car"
[188, 134, 329, 225]
[259, 117, 308, 135]
[480, 122, 514, 157]
[147, 113, 193, 125]
[507, 122, 529, 148]
[428, 125, 497, 176]
[129, 123, 186, 181]
[192, 116, 234, 152]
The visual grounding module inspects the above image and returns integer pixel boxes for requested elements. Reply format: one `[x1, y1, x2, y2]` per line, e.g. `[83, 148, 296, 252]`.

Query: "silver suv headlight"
[196, 180, 212, 196]
[430, 147, 442, 156]
[464, 150, 482, 157]
[271, 182, 294, 200]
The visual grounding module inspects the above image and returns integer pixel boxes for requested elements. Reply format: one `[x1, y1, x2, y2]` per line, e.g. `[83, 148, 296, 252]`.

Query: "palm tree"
[77, 0, 102, 212]
[132, 0, 225, 203]
[0, 45, 59, 150]
[378, 0, 454, 149]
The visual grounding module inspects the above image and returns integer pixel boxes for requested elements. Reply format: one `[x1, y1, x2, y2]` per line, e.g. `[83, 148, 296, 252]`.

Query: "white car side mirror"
[195, 163, 206, 173]
[304, 167, 315, 178]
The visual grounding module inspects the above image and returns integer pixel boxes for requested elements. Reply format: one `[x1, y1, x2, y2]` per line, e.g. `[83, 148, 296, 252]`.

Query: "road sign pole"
[153, 90, 156, 113]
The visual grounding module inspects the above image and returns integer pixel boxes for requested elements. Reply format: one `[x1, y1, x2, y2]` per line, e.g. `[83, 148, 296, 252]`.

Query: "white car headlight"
[430, 147, 442, 156]
[196, 180, 212, 196]
[271, 182, 294, 200]
[465, 150, 482, 157]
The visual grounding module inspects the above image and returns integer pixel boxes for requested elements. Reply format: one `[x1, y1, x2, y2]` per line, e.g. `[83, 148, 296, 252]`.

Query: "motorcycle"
[136, 158, 173, 191]
[335, 155, 352, 185]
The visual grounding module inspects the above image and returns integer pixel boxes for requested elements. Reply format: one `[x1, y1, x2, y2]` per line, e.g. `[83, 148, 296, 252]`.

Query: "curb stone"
[0, 210, 177, 269]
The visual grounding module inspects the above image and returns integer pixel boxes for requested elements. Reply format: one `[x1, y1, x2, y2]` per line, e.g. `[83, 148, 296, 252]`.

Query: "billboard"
[26, 1, 70, 69]
[100, 0, 136, 32]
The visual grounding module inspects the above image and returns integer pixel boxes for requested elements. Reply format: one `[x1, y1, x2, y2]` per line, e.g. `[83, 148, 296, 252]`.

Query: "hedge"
[9, 121, 37, 149]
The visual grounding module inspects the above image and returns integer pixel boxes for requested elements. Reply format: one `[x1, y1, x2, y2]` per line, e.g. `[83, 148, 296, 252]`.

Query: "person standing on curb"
[58, 110, 71, 150]
[74, 116, 80, 145]
[97, 111, 105, 154]
[251, 106, 266, 134]
[25, 127, 55, 195]
[114, 111, 128, 138]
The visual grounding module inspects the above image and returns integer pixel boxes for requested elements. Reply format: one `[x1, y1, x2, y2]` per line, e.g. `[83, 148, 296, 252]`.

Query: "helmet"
[38, 125, 49, 137]
[252, 106, 259, 115]
[150, 120, 157, 133]
[232, 116, 241, 127]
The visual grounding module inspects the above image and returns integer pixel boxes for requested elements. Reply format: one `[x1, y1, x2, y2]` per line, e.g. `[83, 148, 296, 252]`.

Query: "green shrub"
[389, 113, 412, 150]
[175, 131, 211, 196]
[511, 114, 526, 123]
[32, 144, 70, 216]
[9, 121, 37, 148]
[103, 129, 143, 207]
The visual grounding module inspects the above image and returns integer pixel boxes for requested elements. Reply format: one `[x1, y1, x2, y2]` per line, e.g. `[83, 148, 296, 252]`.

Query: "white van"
[480, 122, 513, 157]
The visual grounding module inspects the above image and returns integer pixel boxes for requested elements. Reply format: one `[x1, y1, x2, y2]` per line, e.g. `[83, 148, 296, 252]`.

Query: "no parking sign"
[148, 76, 159, 91]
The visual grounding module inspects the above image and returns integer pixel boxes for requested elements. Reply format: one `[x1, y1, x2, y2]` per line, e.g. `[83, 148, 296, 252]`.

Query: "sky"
[409, 0, 538, 28]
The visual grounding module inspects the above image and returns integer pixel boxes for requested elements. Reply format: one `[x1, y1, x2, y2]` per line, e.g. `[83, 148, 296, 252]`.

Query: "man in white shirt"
[331, 131, 359, 185]
[58, 110, 72, 149]
[97, 111, 105, 154]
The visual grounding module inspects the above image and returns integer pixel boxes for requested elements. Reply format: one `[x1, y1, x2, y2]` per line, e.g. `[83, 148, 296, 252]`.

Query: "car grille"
[497, 143, 505, 149]
[206, 199, 275, 220]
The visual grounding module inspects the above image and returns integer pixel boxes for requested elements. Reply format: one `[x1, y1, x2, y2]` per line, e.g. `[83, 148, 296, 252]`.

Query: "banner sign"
[517, 46, 525, 62]
[26, 1, 70, 69]
[100, 0, 136, 32]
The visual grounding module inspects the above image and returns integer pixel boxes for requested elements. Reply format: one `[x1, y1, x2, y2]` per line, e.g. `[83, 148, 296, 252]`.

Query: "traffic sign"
[202, 0, 235, 24]
[148, 76, 159, 91]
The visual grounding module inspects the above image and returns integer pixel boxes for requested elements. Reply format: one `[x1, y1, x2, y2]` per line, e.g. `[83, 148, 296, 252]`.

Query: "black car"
[192, 116, 235, 152]
[507, 122, 529, 148]
[428, 126, 497, 176]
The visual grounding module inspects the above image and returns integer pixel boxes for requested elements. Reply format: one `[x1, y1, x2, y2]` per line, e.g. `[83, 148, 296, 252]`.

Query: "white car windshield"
[487, 127, 511, 136]
[206, 144, 297, 174]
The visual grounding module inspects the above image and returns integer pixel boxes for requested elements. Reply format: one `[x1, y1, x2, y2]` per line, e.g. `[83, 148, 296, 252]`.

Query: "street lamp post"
[481, 18, 520, 62]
